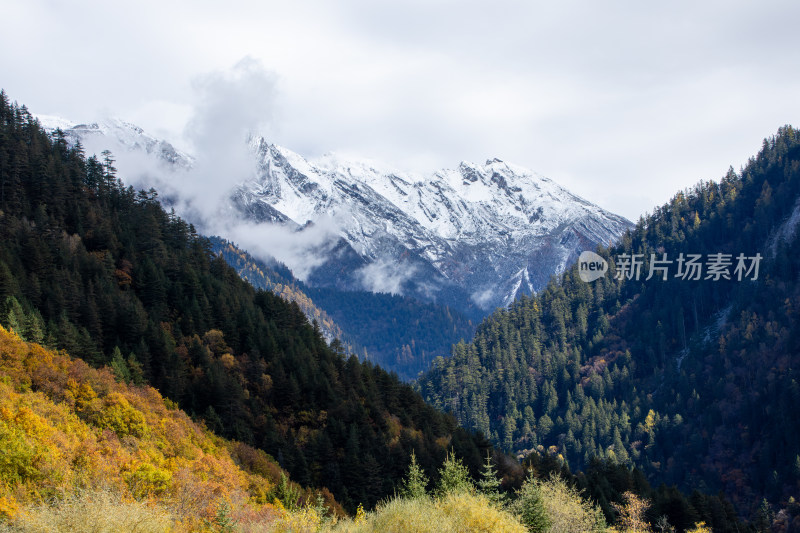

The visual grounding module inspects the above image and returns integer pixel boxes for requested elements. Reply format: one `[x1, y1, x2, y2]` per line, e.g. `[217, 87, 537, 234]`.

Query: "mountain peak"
[36, 114, 194, 170]
[240, 140, 631, 310]
[36, 114, 632, 312]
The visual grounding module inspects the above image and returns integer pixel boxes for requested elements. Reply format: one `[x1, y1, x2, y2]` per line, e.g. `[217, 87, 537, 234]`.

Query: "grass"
[331, 492, 527, 533]
[0, 489, 173, 533]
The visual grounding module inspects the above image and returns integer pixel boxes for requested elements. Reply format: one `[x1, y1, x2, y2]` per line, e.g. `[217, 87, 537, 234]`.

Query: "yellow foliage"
[437, 492, 528, 532]
[612, 491, 650, 532]
[687, 521, 712, 533]
[90, 392, 149, 438]
[0, 416, 38, 486]
[0, 495, 19, 520]
[125, 463, 172, 498]
[0, 325, 299, 527]
[644, 409, 657, 434]
[270, 506, 324, 533]
[354, 503, 366, 523]
[220, 352, 236, 369]
[69, 380, 98, 411]
[332, 493, 527, 533]
[202, 329, 229, 355]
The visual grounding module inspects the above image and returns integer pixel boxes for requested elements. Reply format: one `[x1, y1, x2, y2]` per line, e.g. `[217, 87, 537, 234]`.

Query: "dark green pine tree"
[434, 449, 473, 497]
[477, 452, 506, 506]
[512, 472, 550, 533]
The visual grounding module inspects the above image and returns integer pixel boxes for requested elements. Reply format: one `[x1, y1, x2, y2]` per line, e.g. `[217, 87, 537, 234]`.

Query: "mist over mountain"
[209, 236, 477, 381]
[36, 115, 631, 316]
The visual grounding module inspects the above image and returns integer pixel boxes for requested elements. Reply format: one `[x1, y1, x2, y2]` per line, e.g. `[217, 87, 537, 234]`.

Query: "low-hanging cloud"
[471, 287, 495, 308]
[72, 58, 346, 283]
[181, 56, 278, 224]
[357, 257, 418, 295]
[222, 216, 341, 282]
[178, 58, 345, 280]
[84, 57, 279, 228]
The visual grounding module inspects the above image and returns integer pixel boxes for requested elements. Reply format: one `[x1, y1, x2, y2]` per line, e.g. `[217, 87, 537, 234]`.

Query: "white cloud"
[222, 217, 341, 282]
[471, 287, 496, 308]
[5, 0, 800, 221]
[76, 58, 345, 281]
[180, 56, 277, 218]
[357, 257, 418, 295]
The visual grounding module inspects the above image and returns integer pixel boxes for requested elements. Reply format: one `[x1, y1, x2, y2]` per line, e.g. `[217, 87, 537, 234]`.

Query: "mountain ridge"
[417, 125, 800, 525]
[239, 138, 632, 310]
[36, 114, 632, 313]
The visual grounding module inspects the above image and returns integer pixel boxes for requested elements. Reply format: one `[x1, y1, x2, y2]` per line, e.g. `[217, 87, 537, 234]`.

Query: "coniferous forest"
[211, 236, 477, 381]
[0, 87, 796, 532]
[0, 91, 495, 512]
[418, 126, 800, 529]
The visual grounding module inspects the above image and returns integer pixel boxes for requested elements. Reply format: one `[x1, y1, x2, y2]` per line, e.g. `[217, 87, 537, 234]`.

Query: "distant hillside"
[418, 126, 800, 527]
[209, 237, 476, 381]
[210, 236, 356, 349]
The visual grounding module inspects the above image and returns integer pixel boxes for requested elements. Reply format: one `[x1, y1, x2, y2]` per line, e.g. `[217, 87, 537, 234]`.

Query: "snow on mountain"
[36, 115, 193, 169]
[234, 138, 631, 311]
[37, 115, 632, 314]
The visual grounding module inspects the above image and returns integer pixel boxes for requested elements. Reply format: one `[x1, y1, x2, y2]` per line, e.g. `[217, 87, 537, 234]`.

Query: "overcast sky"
[4, 0, 800, 220]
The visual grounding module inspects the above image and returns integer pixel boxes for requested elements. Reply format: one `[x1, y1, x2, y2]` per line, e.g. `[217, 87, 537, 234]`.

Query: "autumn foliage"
[0, 325, 335, 529]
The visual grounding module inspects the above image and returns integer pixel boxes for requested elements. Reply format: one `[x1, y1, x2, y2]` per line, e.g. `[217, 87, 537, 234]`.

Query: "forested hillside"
[0, 91, 499, 512]
[0, 322, 738, 533]
[0, 324, 342, 528]
[211, 237, 476, 380]
[418, 126, 800, 525]
[210, 237, 355, 351]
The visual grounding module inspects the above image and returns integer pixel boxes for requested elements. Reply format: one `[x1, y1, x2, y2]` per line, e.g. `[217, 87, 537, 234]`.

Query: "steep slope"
[0, 325, 341, 526]
[418, 126, 800, 524]
[234, 140, 632, 312]
[0, 92, 501, 512]
[36, 114, 631, 314]
[209, 237, 476, 380]
[209, 236, 354, 348]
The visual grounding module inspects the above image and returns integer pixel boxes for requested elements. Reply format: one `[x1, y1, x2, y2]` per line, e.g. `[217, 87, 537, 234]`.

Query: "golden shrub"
[0, 489, 173, 533]
[0, 326, 298, 527]
[534, 475, 606, 533]
[331, 493, 527, 533]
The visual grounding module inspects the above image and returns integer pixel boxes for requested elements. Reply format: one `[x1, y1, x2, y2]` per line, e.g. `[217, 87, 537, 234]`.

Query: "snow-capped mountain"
[234, 139, 631, 311]
[37, 115, 631, 314]
[37, 115, 193, 170]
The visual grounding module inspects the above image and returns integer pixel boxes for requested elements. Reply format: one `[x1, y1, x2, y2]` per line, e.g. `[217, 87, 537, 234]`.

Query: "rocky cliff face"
[233, 139, 631, 311]
[38, 115, 631, 314]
